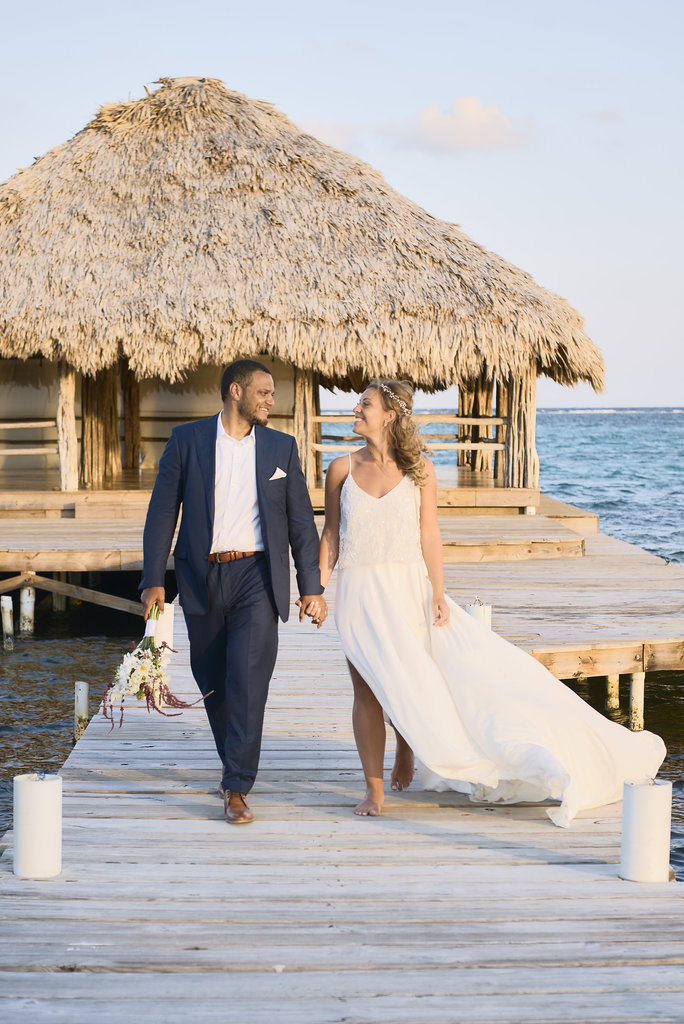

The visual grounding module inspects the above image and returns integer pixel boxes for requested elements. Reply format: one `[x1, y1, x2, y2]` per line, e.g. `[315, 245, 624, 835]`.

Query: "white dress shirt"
[211, 414, 264, 554]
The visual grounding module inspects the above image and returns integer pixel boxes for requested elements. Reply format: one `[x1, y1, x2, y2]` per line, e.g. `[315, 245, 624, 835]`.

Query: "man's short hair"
[221, 360, 271, 401]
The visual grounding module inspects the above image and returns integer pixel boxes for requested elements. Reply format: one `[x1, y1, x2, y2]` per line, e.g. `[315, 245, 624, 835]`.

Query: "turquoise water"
[535, 408, 684, 565]
[1, 408, 683, 871]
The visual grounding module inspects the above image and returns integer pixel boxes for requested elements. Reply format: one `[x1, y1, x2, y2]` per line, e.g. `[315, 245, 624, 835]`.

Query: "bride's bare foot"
[354, 785, 384, 816]
[391, 735, 415, 791]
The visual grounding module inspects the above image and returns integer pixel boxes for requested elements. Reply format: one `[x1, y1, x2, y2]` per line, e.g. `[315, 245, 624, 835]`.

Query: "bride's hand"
[432, 596, 450, 627]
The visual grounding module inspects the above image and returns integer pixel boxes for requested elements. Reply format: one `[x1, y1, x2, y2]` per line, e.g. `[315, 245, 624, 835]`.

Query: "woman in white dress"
[319, 379, 666, 825]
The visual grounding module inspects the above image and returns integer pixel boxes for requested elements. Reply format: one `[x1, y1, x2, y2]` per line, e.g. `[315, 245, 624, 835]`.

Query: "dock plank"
[1, 597, 683, 1022]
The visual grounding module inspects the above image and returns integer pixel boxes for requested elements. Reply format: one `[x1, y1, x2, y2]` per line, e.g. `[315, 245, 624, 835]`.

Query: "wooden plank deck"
[1, 594, 683, 1023]
[427, 514, 584, 562]
[446, 533, 684, 677]
[0, 512, 584, 571]
[1, 505, 682, 677]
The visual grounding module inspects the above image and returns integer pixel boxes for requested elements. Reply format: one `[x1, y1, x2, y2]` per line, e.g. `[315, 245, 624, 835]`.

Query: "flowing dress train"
[333, 463, 666, 827]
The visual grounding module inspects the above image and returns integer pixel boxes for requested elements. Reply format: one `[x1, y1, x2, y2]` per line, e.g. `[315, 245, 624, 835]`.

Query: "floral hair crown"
[376, 381, 411, 416]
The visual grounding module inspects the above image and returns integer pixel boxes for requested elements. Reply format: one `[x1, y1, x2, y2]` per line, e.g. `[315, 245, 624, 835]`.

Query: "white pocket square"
[269, 467, 287, 481]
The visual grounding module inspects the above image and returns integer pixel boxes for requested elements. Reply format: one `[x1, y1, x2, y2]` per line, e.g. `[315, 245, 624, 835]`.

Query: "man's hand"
[296, 594, 328, 628]
[141, 586, 166, 620]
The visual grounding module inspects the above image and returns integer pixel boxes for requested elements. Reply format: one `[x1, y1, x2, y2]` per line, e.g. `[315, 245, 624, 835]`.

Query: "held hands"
[432, 595, 450, 628]
[296, 594, 328, 628]
[141, 587, 166, 620]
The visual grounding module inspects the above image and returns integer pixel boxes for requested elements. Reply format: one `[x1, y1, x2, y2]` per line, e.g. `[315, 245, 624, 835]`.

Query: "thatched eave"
[0, 77, 604, 392]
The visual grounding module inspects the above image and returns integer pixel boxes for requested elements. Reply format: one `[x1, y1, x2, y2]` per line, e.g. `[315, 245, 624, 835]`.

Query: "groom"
[140, 359, 326, 825]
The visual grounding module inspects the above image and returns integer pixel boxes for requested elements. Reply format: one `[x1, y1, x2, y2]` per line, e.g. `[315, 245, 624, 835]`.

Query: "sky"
[1, 0, 681, 409]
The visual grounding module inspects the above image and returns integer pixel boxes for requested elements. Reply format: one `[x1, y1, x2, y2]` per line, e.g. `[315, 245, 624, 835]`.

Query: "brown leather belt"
[207, 550, 258, 563]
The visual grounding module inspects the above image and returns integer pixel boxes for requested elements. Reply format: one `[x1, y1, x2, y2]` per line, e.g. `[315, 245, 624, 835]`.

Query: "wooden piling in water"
[1, 595, 13, 650]
[73, 680, 89, 742]
[605, 673, 620, 712]
[629, 672, 646, 731]
[18, 586, 35, 633]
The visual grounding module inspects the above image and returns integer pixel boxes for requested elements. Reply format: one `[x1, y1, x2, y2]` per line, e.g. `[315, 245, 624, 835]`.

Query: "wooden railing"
[0, 420, 58, 457]
[135, 412, 291, 444]
[312, 414, 506, 453]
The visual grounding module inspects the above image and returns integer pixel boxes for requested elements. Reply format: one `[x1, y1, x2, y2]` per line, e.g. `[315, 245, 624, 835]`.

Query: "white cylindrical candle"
[620, 779, 672, 883]
[465, 600, 492, 629]
[19, 587, 36, 633]
[156, 604, 175, 650]
[13, 773, 62, 879]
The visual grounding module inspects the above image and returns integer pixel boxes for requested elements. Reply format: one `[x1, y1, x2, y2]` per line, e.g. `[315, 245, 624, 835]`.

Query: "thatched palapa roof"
[0, 76, 604, 390]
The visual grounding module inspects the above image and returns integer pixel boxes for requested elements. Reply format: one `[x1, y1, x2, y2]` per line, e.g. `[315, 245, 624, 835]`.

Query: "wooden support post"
[80, 365, 121, 488]
[74, 680, 89, 742]
[313, 375, 323, 487]
[493, 378, 509, 482]
[0, 573, 35, 596]
[122, 361, 141, 472]
[629, 672, 645, 731]
[605, 673, 620, 712]
[1, 595, 14, 650]
[504, 361, 540, 488]
[472, 373, 494, 472]
[19, 587, 35, 633]
[293, 367, 317, 488]
[27, 571, 143, 617]
[457, 383, 475, 467]
[57, 361, 79, 491]
[0, 570, 141, 616]
[52, 572, 67, 613]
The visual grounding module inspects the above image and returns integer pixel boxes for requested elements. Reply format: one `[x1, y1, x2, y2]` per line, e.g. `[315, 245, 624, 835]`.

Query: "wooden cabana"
[0, 77, 604, 491]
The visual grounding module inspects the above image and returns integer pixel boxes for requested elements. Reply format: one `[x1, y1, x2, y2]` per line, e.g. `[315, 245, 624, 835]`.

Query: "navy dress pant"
[182, 553, 278, 794]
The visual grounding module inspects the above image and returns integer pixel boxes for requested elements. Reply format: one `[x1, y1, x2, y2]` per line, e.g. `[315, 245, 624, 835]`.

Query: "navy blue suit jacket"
[140, 417, 323, 621]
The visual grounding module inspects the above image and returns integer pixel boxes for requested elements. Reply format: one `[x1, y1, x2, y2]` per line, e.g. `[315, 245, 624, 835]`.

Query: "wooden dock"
[0, 511, 584, 572]
[1, 490, 682, 680]
[1, 595, 683, 1022]
[446, 532, 684, 679]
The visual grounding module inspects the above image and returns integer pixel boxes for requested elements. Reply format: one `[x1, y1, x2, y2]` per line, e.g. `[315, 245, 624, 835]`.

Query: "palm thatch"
[0, 76, 604, 391]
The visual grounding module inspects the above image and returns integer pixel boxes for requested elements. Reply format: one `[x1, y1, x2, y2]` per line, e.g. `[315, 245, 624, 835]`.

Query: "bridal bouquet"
[102, 603, 200, 728]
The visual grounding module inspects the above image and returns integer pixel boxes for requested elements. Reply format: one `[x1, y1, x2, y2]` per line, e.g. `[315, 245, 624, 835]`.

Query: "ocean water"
[1, 408, 683, 870]
[535, 408, 684, 565]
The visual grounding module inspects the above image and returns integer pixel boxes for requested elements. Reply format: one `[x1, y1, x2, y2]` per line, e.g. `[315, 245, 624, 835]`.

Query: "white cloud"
[381, 97, 526, 154]
[593, 108, 623, 122]
[296, 118, 364, 153]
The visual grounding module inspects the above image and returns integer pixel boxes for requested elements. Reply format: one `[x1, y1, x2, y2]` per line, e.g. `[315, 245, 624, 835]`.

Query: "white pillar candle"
[620, 779, 672, 883]
[155, 604, 175, 650]
[465, 599, 492, 629]
[13, 773, 62, 879]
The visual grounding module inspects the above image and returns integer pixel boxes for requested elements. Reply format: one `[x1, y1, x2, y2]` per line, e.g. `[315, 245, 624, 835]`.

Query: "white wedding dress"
[334, 461, 666, 827]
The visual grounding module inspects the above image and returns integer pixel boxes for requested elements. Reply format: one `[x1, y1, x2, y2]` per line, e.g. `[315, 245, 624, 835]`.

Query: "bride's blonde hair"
[368, 378, 430, 485]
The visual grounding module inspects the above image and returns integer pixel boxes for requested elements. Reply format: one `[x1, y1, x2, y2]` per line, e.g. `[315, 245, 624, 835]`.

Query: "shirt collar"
[216, 412, 255, 446]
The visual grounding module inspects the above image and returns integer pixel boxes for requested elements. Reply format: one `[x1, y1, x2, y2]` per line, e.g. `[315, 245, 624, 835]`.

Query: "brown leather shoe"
[223, 790, 254, 825]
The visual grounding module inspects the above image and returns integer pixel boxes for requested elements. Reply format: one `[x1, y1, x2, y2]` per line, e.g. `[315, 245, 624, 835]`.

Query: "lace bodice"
[338, 462, 424, 568]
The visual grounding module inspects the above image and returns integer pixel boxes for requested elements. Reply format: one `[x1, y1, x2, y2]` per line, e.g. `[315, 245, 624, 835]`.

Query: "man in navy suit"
[140, 359, 326, 824]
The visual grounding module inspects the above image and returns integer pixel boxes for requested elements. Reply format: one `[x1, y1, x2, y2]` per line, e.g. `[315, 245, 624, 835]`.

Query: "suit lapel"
[196, 416, 217, 526]
[255, 426, 274, 532]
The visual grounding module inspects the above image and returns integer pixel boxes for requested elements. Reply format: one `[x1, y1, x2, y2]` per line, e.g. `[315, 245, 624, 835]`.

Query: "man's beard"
[238, 398, 269, 426]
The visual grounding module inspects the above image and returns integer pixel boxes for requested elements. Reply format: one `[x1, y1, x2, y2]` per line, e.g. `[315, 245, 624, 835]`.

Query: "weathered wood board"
[1, 601, 683, 1022]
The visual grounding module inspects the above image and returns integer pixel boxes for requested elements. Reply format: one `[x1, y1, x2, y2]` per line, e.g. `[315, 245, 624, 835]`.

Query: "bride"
[319, 378, 666, 826]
